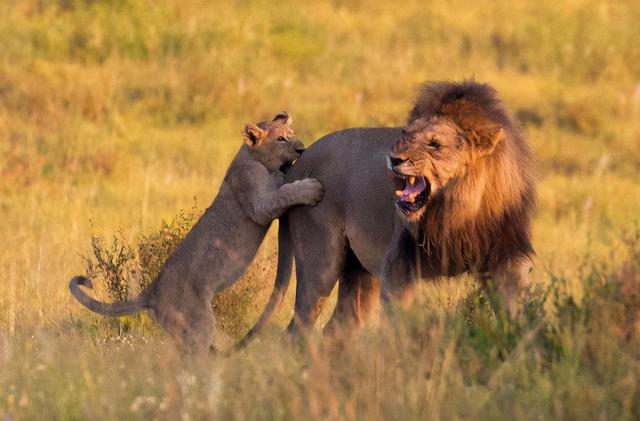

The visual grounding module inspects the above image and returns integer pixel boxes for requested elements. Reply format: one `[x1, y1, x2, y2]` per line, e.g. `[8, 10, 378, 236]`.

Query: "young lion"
[69, 111, 323, 352]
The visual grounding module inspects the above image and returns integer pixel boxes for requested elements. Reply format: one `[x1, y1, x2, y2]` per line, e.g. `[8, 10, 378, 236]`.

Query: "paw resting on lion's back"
[288, 178, 324, 206]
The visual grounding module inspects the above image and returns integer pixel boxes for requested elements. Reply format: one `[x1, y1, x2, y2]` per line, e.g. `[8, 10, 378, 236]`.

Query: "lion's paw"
[294, 178, 324, 206]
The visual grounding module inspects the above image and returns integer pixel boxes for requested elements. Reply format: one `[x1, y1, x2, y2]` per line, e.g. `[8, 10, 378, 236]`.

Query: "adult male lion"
[70, 112, 323, 352]
[245, 81, 535, 339]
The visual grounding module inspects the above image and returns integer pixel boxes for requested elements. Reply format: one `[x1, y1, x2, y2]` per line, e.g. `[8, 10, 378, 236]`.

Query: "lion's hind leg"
[323, 250, 380, 336]
[287, 217, 348, 335]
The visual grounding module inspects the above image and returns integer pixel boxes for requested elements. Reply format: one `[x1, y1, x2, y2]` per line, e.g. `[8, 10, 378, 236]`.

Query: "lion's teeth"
[408, 176, 415, 186]
[407, 192, 419, 203]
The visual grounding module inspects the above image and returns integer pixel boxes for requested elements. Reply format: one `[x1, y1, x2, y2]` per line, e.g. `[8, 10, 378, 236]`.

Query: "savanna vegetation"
[1, 0, 640, 418]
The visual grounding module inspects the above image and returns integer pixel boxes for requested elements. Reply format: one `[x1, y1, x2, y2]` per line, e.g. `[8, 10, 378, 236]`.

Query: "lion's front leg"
[380, 226, 419, 306]
[244, 178, 324, 226]
[482, 257, 532, 318]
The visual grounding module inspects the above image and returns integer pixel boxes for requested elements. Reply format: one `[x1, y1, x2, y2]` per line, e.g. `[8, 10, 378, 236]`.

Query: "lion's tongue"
[396, 176, 427, 203]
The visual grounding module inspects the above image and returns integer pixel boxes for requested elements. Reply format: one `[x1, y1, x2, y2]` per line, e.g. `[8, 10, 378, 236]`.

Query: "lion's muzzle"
[387, 152, 405, 171]
[387, 153, 431, 216]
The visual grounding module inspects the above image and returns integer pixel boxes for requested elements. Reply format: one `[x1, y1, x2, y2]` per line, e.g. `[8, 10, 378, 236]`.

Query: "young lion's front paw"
[293, 178, 324, 206]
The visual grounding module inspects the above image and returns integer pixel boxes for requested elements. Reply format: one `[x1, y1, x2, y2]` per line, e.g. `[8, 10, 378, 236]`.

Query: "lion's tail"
[69, 275, 148, 317]
[234, 216, 294, 351]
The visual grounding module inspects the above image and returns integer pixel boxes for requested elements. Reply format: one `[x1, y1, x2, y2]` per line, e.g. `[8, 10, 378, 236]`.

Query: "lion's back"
[286, 127, 401, 183]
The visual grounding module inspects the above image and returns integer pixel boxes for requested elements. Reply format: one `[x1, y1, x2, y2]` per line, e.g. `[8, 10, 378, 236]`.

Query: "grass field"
[1, 0, 640, 419]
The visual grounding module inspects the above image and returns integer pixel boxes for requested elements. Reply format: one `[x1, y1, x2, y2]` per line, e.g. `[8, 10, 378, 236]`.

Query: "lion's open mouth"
[395, 175, 431, 214]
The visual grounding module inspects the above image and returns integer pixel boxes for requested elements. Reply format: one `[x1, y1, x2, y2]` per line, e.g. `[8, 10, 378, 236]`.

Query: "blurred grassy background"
[1, 0, 640, 419]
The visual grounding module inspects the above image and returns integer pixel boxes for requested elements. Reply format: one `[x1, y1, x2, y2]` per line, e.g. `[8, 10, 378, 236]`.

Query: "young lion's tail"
[233, 216, 294, 351]
[69, 275, 148, 317]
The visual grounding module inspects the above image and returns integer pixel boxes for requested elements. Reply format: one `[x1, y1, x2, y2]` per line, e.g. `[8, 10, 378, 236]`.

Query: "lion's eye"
[278, 136, 287, 142]
[428, 139, 441, 150]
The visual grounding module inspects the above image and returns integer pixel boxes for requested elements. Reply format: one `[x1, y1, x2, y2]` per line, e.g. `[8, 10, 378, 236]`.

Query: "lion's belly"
[288, 127, 402, 278]
[344, 191, 397, 278]
[343, 143, 398, 277]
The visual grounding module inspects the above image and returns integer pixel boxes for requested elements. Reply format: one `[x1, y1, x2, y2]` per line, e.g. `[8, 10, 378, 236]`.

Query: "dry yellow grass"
[1, 0, 640, 418]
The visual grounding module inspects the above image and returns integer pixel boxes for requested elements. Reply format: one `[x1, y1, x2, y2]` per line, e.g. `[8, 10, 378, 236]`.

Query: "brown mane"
[408, 81, 536, 272]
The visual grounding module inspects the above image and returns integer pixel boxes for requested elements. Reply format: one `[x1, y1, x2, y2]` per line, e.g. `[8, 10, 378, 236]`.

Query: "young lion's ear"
[469, 125, 504, 156]
[272, 111, 292, 126]
[242, 123, 266, 147]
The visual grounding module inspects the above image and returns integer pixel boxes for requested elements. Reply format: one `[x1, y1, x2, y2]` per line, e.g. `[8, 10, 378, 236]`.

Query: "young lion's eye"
[278, 136, 287, 142]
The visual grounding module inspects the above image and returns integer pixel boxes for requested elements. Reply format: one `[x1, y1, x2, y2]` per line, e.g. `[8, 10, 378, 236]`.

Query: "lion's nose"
[387, 152, 405, 168]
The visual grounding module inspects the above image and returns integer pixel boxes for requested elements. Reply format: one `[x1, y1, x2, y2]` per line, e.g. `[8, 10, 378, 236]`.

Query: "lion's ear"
[470, 126, 504, 156]
[273, 111, 292, 126]
[242, 123, 266, 147]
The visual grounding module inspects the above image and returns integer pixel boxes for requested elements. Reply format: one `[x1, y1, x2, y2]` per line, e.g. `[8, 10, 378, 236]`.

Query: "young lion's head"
[387, 81, 535, 269]
[242, 111, 305, 173]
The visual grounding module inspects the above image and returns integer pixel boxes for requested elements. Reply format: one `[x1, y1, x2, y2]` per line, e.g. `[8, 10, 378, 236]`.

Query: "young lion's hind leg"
[186, 302, 215, 354]
[160, 300, 215, 354]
